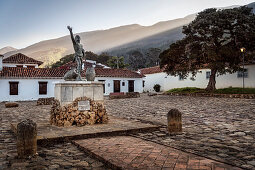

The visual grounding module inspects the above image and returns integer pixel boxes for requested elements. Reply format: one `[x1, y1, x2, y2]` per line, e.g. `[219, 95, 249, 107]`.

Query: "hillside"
[3, 2, 254, 68]
[3, 14, 195, 67]
[0, 46, 17, 55]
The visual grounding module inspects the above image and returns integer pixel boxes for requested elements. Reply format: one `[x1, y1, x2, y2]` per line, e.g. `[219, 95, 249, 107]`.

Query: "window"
[122, 82, 125, 86]
[9, 82, 19, 95]
[237, 69, 248, 78]
[143, 81, 145, 87]
[179, 75, 184, 81]
[39, 82, 47, 95]
[98, 80, 105, 93]
[206, 71, 211, 79]
[27, 65, 35, 68]
[16, 65, 23, 68]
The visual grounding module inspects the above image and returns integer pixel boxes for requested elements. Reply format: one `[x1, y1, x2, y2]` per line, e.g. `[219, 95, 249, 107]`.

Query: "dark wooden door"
[114, 80, 120, 93]
[128, 80, 134, 92]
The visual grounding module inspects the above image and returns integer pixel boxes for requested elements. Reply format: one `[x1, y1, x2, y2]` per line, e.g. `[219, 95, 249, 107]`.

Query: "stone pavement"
[0, 128, 109, 169]
[1, 94, 255, 169]
[73, 136, 241, 170]
[0, 101, 158, 169]
[105, 94, 255, 169]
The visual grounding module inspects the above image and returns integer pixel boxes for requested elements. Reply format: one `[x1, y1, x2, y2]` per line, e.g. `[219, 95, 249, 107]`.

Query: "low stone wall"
[37, 97, 55, 105]
[50, 97, 108, 127]
[109, 92, 140, 99]
[166, 93, 255, 99]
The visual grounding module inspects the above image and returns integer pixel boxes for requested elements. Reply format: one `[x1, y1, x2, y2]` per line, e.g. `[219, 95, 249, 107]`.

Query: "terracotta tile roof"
[139, 66, 164, 75]
[3, 53, 43, 66]
[0, 67, 68, 78]
[0, 67, 143, 79]
[94, 68, 143, 78]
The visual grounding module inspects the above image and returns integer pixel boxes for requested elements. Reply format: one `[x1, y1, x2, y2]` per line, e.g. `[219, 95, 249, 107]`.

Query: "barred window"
[39, 82, 47, 95]
[206, 71, 211, 79]
[237, 69, 248, 78]
[9, 82, 19, 95]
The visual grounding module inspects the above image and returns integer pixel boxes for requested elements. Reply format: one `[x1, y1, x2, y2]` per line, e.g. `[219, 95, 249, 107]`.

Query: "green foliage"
[167, 87, 203, 93]
[86, 51, 112, 65]
[153, 84, 161, 92]
[166, 87, 255, 94]
[127, 50, 147, 70]
[50, 51, 114, 68]
[51, 54, 75, 68]
[160, 6, 255, 91]
[107, 56, 129, 69]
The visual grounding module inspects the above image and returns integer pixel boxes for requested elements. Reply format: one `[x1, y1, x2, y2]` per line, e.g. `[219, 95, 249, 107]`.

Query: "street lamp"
[240, 47, 246, 92]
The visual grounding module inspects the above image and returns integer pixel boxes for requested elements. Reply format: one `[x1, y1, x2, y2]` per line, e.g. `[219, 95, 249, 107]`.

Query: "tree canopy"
[160, 6, 255, 91]
[107, 56, 129, 69]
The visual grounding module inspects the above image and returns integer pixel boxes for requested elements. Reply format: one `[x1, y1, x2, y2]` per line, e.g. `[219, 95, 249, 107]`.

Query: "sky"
[0, 0, 254, 49]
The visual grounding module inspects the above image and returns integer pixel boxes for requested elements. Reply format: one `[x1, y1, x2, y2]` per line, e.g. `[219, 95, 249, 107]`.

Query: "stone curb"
[166, 93, 255, 99]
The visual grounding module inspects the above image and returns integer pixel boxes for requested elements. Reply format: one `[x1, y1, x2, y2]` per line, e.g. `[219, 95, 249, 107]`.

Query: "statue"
[66, 26, 85, 81]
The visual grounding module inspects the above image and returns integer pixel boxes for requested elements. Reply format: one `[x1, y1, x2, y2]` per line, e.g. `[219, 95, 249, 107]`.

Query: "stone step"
[10, 116, 159, 145]
[73, 136, 241, 170]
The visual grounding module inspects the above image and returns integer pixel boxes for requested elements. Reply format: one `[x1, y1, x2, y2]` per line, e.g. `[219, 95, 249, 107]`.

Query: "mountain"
[3, 14, 195, 67]
[3, 2, 254, 67]
[0, 46, 17, 55]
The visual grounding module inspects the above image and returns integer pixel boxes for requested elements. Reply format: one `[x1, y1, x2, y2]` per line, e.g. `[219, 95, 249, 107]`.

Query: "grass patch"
[166, 87, 255, 94]
[167, 87, 205, 93]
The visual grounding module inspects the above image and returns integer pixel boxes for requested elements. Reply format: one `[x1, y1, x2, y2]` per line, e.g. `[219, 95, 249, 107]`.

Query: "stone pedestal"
[17, 119, 37, 158]
[54, 81, 104, 106]
[167, 109, 182, 134]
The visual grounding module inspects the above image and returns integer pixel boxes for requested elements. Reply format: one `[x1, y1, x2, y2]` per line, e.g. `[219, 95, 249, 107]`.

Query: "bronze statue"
[67, 26, 85, 81]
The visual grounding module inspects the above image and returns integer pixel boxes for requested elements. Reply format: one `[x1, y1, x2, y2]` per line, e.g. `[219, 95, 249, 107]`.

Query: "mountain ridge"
[3, 2, 254, 67]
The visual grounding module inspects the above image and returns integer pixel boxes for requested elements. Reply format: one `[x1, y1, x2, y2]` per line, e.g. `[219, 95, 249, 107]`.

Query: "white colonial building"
[140, 64, 255, 92]
[0, 53, 144, 102]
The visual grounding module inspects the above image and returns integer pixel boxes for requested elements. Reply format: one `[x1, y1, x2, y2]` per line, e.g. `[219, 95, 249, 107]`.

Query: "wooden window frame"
[39, 82, 48, 95]
[9, 81, 19, 95]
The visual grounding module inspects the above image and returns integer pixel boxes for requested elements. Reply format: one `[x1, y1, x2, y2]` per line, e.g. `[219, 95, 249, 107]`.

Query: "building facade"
[0, 53, 143, 102]
[140, 65, 255, 92]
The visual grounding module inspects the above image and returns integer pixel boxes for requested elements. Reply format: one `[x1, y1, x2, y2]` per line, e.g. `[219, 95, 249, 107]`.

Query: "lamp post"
[240, 47, 245, 92]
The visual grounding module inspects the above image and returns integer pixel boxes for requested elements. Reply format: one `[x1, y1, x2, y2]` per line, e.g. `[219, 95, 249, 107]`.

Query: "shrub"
[153, 84, 161, 92]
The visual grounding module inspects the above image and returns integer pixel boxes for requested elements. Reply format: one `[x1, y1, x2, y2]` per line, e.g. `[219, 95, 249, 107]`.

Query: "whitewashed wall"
[144, 64, 255, 92]
[95, 77, 143, 95]
[0, 78, 63, 102]
[0, 77, 143, 101]
[3, 63, 39, 68]
[143, 72, 166, 92]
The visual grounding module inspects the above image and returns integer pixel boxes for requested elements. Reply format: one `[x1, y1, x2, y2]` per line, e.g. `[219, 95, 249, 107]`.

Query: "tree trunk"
[206, 69, 217, 91]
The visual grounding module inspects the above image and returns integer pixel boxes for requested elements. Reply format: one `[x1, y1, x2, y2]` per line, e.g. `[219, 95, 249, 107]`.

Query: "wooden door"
[114, 80, 120, 93]
[128, 80, 134, 92]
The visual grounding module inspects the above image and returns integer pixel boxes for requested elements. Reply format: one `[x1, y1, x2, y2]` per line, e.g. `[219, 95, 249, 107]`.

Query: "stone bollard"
[167, 109, 182, 134]
[17, 119, 37, 158]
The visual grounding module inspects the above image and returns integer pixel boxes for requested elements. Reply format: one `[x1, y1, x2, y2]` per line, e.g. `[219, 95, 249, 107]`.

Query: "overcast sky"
[0, 0, 254, 49]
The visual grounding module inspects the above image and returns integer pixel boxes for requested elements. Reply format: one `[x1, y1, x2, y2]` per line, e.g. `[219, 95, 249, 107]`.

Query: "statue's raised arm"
[67, 26, 76, 45]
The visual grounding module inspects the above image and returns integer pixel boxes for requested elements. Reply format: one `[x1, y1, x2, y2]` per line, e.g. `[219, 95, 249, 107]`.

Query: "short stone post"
[167, 109, 182, 134]
[17, 119, 37, 158]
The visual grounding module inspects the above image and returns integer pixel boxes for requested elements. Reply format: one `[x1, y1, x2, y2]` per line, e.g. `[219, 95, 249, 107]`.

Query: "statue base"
[54, 81, 104, 106]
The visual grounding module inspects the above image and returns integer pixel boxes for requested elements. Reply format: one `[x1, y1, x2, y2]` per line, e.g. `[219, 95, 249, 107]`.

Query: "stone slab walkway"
[10, 116, 158, 144]
[73, 136, 241, 170]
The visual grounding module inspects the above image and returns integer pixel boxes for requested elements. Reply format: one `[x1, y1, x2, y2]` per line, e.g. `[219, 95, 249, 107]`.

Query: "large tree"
[160, 6, 255, 91]
[107, 56, 129, 69]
